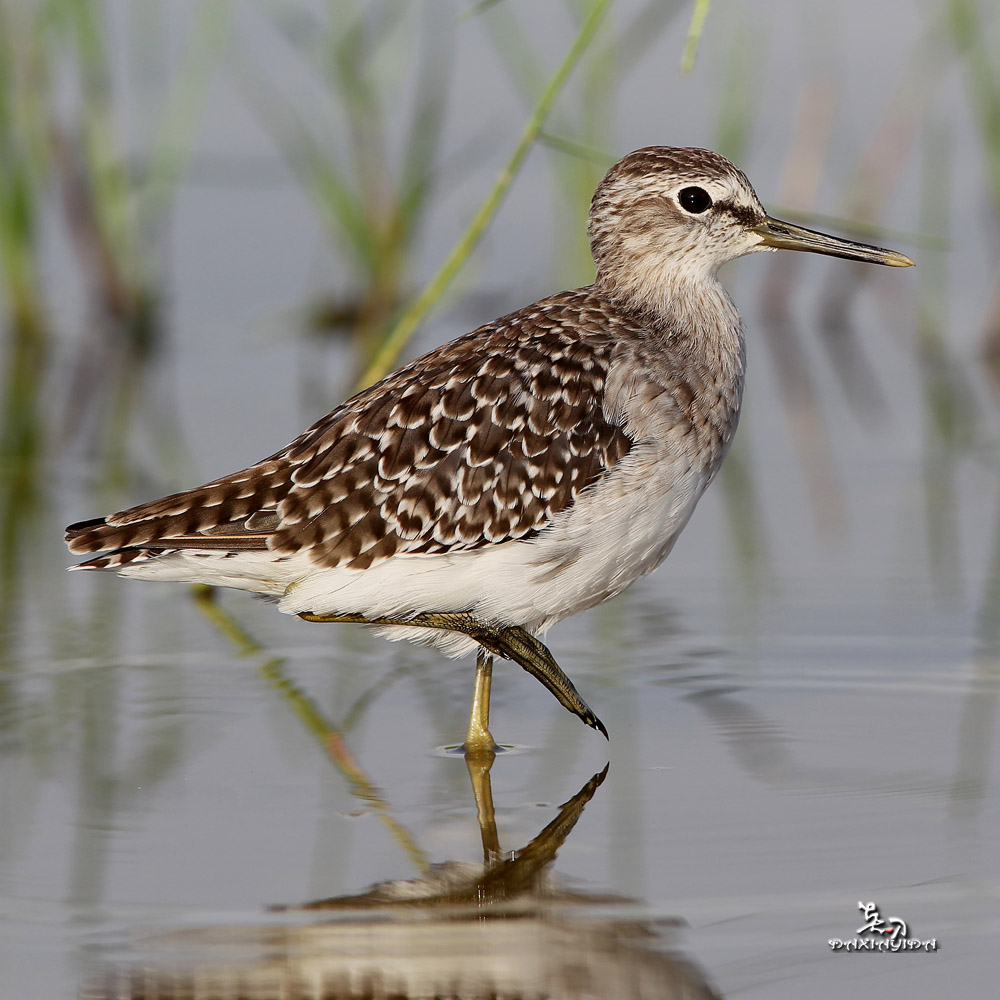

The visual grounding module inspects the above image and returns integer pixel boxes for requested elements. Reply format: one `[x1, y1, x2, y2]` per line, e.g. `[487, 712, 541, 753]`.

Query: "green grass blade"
[356, 0, 613, 391]
[680, 0, 712, 75]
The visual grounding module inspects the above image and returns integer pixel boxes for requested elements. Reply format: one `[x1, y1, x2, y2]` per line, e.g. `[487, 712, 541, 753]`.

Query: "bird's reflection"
[82, 754, 721, 1000]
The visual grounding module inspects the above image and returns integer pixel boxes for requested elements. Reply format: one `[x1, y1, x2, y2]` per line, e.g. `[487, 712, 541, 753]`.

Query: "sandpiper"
[66, 147, 913, 750]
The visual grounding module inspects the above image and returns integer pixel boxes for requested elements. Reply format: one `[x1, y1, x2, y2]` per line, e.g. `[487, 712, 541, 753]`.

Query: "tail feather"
[69, 546, 180, 572]
[65, 495, 278, 560]
[65, 458, 291, 559]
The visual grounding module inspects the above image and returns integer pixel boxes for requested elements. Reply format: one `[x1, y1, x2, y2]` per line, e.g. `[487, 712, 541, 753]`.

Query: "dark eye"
[678, 186, 712, 214]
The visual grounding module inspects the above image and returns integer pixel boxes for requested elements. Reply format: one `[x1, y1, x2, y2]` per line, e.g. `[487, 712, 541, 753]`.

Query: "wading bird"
[66, 147, 913, 751]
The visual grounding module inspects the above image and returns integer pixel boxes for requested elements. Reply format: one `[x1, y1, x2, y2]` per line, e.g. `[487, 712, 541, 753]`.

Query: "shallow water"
[2, 0, 999, 996]
[6, 430, 999, 997]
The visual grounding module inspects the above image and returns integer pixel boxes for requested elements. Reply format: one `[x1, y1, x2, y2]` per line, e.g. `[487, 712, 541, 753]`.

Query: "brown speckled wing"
[66, 289, 634, 571]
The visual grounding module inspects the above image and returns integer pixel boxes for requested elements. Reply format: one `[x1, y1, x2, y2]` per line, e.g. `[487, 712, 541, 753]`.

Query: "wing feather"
[66, 289, 634, 571]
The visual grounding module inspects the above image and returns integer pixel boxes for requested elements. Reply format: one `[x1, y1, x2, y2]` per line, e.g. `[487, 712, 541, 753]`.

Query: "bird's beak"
[754, 216, 915, 267]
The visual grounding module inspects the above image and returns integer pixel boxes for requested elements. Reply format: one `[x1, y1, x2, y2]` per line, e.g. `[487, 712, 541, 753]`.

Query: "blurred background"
[1, 0, 998, 997]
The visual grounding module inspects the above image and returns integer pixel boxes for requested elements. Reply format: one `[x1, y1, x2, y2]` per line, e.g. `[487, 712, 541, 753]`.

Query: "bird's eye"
[678, 186, 713, 214]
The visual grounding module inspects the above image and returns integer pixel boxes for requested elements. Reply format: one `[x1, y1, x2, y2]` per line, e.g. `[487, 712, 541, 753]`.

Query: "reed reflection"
[82, 757, 721, 1000]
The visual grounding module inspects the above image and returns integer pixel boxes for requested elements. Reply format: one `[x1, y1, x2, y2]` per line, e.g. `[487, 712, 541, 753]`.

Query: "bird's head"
[588, 146, 912, 311]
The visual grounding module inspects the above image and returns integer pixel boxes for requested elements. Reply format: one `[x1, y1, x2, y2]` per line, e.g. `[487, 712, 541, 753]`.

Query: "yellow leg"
[462, 649, 499, 755]
[298, 609, 607, 739]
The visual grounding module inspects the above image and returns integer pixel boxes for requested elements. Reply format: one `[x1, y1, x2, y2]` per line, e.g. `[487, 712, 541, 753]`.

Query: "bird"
[65, 146, 913, 752]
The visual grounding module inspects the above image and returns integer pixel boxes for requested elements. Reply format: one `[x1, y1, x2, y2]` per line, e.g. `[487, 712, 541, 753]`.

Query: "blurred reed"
[917, 123, 965, 593]
[357, 0, 613, 390]
[240, 0, 618, 391]
[483, 0, 686, 288]
[754, 86, 847, 546]
[680, 0, 712, 76]
[0, 2, 53, 596]
[947, 0, 1000, 356]
[55, 1, 231, 467]
[0, 1, 228, 603]
[238, 0, 452, 378]
[948, 0, 1000, 211]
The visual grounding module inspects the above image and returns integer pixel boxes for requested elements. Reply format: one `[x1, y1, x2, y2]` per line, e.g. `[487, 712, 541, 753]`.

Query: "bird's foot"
[298, 609, 607, 739]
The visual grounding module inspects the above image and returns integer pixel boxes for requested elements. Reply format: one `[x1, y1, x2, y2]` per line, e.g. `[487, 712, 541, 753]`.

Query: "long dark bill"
[755, 217, 915, 267]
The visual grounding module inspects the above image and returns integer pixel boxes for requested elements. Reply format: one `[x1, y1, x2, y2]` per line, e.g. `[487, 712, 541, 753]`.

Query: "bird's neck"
[592, 267, 747, 472]
[595, 266, 746, 382]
